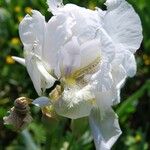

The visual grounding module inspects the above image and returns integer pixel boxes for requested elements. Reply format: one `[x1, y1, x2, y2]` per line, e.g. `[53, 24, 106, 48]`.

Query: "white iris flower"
[13, 0, 143, 149]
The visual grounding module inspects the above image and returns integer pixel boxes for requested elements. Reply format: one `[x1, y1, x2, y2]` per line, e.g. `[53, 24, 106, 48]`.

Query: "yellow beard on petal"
[49, 56, 101, 102]
[61, 56, 101, 87]
[62, 77, 76, 86]
[71, 56, 101, 79]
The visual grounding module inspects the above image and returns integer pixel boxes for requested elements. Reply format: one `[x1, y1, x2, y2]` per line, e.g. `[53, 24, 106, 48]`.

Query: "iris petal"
[32, 97, 51, 107]
[47, 0, 63, 14]
[12, 56, 25, 66]
[54, 86, 94, 119]
[104, 0, 143, 53]
[89, 108, 122, 150]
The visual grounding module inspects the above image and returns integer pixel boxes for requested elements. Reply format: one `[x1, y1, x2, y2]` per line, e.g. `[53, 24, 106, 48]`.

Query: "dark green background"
[0, 0, 150, 149]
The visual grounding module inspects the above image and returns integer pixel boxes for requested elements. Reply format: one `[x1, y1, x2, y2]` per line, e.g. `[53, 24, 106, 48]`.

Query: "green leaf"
[117, 80, 150, 123]
[21, 129, 39, 150]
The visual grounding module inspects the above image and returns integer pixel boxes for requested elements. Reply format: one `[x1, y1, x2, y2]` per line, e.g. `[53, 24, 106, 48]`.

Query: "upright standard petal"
[55, 36, 81, 77]
[43, 13, 75, 74]
[55, 3, 100, 44]
[80, 39, 101, 69]
[89, 108, 122, 150]
[47, 0, 63, 15]
[103, 0, 143, 53]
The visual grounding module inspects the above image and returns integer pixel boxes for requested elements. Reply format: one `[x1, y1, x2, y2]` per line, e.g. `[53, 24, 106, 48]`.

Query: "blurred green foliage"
[0, 0, 150, 150]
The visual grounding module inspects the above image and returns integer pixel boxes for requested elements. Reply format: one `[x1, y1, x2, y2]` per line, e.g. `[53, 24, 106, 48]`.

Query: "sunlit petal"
[89, 108, 122, 150]
[104, 0, 143, 53]
[12, 56, 25, 66]
[54, 86, 94, 119]
[19, 10, 46, 95]
[47, 0, 63, 14]
[43, 13, 75, 73]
